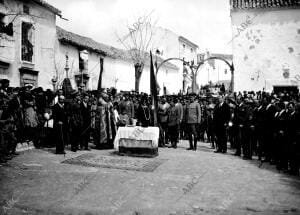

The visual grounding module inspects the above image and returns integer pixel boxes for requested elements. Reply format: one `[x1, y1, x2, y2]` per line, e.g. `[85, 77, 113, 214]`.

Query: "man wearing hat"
[52, 95, 68, 154]
[185, 95, 201, 151]
[158, 96, 170, 147]
[80, 94, 91, 150]
[119, 94, 135, 125]
[69, 92, 83, 152]
[0, 79, 10, 92]
[213, 95, 230, 153]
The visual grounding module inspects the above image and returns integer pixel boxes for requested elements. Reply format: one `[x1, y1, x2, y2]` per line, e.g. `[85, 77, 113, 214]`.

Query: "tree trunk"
[191, 71, 198, 93]
[134, 63, 144, 93]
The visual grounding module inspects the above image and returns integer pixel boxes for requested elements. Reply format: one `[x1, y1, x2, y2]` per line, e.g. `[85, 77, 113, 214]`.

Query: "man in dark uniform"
[264, 96, 277, 163]
[274, 101, 289, 170]
[213, 95, 230, 153]
[287, 102, 300, 175]
[69, 93, 83, 152]
[52, 95, 68, 154]
[244, 98, 255, 159]
[80, 94, 91, 150]
[234, 97, 247, 156]
[254, 98, 267, 160]
[167, 98, 181, 148]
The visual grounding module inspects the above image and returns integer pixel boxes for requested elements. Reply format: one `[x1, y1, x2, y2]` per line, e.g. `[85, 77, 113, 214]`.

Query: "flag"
[150, 51, 158, 126]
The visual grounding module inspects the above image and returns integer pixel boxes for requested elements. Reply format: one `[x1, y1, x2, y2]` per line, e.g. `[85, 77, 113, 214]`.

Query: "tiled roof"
[30, 0, 61, 15]
[57, 26, 110, 56]
[230, 0, 300, 10]
[178, 36, 199, 48]
[56, 27, 178, 70]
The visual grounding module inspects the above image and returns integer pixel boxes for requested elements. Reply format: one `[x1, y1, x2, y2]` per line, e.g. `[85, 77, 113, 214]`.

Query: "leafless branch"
[116, 11, 157, 65]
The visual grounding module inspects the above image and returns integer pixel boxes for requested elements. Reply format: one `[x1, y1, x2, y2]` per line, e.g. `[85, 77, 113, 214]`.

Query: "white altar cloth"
[113, 126, 159, 150]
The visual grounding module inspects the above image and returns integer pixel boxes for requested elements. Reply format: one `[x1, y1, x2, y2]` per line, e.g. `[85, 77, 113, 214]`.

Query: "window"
[23, 5, 30, 15]
[182, 44, 185, 49]
[21, 22, 34, 62]
[0, 13, 13, 36]
[191, 48, 193, 53]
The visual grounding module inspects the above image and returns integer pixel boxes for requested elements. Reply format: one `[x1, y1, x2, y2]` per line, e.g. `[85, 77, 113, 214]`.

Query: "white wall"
[0, 0, 57, 89]
[231, 8, 300, 92]
[56, 42, 180, 94]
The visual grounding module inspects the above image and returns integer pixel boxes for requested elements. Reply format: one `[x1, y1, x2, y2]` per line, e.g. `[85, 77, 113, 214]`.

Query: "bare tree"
[116, 11, 156, 92]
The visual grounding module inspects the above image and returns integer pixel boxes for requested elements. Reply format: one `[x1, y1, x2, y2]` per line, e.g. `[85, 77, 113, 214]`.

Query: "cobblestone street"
[1, 141, 299, 215]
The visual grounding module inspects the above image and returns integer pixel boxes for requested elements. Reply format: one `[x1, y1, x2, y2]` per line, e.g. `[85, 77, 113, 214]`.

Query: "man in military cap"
[185, 94, 201, 150]
[158, 96, 170, 147]
[264, 96, 277, 162]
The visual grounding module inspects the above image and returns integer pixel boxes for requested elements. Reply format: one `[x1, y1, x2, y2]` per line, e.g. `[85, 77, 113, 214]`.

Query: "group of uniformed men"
[156, 91, 300, 176]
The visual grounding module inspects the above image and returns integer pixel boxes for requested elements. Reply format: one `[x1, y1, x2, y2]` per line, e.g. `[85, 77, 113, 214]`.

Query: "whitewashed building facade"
[56, 27, 179, 94]
[151, 27, 199, 93]
[0, 0, 61, 89]
[230, 0, 300, 92]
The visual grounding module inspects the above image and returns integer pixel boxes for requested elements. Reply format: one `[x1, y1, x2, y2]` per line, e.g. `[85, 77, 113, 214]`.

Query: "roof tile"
[230, 0, 300, 9]
[56, 26, 178, 70]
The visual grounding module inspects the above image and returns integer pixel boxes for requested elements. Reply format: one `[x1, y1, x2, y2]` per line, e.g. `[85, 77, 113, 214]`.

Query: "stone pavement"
[0, 141, 299, 215]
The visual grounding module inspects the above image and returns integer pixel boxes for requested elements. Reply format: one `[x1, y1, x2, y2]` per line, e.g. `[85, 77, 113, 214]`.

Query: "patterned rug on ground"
[61, 153, 166, 172]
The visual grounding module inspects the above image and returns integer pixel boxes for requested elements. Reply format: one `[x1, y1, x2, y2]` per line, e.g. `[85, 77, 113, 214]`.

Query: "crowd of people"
[0, 79, 299, 175]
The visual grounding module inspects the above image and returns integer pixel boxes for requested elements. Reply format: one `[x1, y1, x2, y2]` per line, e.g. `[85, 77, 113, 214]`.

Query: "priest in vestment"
[94, 93, 116, 149]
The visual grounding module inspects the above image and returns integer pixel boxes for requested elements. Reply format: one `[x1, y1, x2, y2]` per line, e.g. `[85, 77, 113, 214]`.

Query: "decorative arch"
[156, 57, 235, 92]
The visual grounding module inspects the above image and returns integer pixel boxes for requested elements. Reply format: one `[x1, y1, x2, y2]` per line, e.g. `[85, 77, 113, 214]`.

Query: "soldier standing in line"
[80, 94, 91, 150]
[243, 99, 255, 159]
[255, 98, 267, 160]
[167, 98, 181, 148]
[175, 97, 183, 145]
[264, 96, 277, 163]
[275, 101, 289, 170]
[69, 93, 83, 152]
[213, 95, 230, 153]
[186, 95, 201, 151]
[287, 102, 300, 175]
[180, 97, 188, 140]
[234, 97, 247, 156]
[158, 97, 170, 147]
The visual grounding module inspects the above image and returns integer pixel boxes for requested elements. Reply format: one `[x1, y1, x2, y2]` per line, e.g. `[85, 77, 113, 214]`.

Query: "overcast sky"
[48, 0, 233, 54]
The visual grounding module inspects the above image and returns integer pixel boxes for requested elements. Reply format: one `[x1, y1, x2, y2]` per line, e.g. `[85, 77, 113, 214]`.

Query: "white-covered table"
[113, 126, 159, 157]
